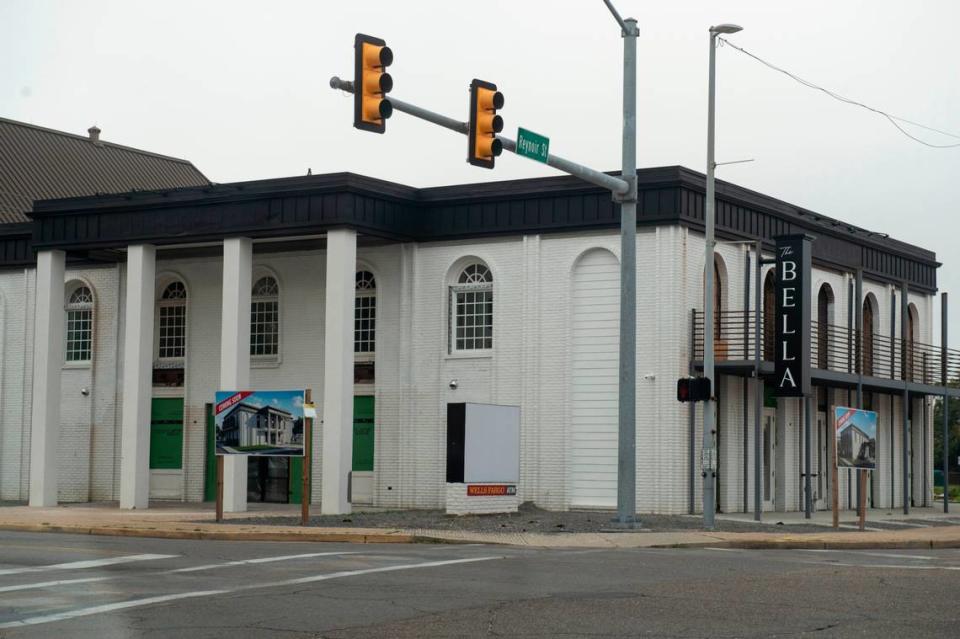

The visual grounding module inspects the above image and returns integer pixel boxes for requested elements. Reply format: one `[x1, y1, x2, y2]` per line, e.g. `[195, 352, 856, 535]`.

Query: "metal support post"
[754, 240, 763, 521]
[943, 292, 949, 513]
[855, 269, 863, 407]
[743, 250, 751, 514]
[890, 290, 897, 508]
[855, 270, 863, 515]
[689, 309, 697, 515]
[901, 281, 910, 514]
[614, 17, 639, 527]
[847, 278, 854, 374]
[804, 394, 812, 518]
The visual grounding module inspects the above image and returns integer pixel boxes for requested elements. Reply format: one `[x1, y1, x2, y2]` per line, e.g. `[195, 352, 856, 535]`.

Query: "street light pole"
[703, 23, 742, 530]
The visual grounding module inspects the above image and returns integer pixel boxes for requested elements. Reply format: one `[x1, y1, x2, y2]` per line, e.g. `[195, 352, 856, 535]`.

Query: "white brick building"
[0, 158, 952, 515]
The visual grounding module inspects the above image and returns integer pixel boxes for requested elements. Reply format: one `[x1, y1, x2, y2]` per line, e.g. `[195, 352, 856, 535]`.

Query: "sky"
[2, 0, 959, 338]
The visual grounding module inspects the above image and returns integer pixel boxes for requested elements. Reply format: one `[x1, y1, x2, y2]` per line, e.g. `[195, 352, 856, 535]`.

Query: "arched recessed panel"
[570, 248, 619, 508]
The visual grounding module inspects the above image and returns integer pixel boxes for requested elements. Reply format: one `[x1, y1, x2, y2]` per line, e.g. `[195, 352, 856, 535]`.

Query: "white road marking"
[801, 561, 960, 571]
[0, 554, 177, 576]
[0, 577, 111, 593]
[704, 547, 743, 552]
[878, 520, 930, 528]
[0, 555, 502, 630]
[0, 590, 229, 629]
[796, 549, 935, 560]
[165, 551, 358, 573]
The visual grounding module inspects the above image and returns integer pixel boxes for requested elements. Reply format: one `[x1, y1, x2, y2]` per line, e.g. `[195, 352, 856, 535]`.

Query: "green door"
[352, 396, 375, 472]
[289, 457, 303, 505]
[287, 396, 375, 504]
[150, 398, 184, 470]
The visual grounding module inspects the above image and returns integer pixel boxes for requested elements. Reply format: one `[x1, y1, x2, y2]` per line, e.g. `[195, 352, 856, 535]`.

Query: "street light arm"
[602, 0, 639, 36]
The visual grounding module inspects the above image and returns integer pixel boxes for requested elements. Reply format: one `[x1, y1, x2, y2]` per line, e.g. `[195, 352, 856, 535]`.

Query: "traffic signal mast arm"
[329, 76, 629, 196]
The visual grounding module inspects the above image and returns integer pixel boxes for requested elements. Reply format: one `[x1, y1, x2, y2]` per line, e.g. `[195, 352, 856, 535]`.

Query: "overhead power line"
[718, 37, 960, 149]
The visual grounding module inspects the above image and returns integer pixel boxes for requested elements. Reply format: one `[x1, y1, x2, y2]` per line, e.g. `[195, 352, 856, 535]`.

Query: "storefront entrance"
[247, 457, 291, 503]
[206, 397, 376, 504]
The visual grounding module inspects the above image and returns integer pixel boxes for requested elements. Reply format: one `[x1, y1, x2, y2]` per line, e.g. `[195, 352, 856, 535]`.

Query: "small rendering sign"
[835, 406, 877, 469]
[215, 390, 306, 456]
[774, 234, 813, 397]
[467, 484, 517, 497]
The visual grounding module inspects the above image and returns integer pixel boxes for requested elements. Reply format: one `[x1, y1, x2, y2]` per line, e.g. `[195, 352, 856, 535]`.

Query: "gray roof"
[0, 117, 208, 224]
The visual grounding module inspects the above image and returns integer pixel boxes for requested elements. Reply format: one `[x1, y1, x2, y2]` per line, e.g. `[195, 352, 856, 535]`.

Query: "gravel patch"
[224, 502, 847, 534]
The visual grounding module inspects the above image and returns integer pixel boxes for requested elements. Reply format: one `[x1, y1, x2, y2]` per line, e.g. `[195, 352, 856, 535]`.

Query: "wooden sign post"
[831, 406, 839, 529]
[301, 388, 313, 526]
[215, 454, 224, 523]
[858, 468, 867, 531]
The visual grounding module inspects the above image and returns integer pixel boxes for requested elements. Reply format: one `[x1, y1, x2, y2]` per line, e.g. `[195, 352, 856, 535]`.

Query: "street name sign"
[516, 128, 549, 163]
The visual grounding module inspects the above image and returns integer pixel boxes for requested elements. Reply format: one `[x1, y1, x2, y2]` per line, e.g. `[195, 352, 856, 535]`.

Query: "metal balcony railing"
[692, 309, 960, 385]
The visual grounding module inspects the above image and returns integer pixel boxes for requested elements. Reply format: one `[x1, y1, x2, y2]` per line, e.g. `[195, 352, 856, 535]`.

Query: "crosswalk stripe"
[165, 551, 358, 573]
[0, 556, 502, 630]
[0, 554, 177, 576]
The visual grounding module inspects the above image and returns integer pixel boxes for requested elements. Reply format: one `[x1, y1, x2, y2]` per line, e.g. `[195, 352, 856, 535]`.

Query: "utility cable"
[718, 37, 960, 149]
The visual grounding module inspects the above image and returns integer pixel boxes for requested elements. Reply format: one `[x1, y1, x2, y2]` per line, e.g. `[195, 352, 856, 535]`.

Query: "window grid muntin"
[65, 286, 93, 362]
[158, 282, 187, 360]
[250, 276, 280, 358]
[450, 264, 493, 353]
[355, 271, 376, 354]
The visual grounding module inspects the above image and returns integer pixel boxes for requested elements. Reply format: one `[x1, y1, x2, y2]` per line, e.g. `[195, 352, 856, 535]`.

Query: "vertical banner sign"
[774, 234, 814, 397]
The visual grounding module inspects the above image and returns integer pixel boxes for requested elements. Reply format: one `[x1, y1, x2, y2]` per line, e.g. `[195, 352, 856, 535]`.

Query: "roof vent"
[87, 125, 102, 145]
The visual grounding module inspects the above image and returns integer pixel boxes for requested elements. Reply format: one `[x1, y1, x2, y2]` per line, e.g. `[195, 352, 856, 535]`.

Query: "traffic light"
[677, 377, 711, 402]
[468, 79, 504, 168]
[354, 33, 393, 133]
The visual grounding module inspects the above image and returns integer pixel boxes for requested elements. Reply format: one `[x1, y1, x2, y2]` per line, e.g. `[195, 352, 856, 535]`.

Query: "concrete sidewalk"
[2, 502, 960, 549]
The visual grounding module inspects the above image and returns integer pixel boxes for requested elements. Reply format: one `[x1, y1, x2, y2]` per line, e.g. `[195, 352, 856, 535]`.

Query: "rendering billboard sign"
[834, 406, 877, 469]
[215, 390, 306, 456]
[773, 234, 814, 397]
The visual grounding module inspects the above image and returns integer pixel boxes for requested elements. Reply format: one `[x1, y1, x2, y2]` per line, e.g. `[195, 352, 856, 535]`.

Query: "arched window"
[355, 271, 376, 355]
[65, 285, 94, 362]
[158, 281, 187, 359]
[713, 258, 723, 340]
[816, 284, 835, 369]
[763, 271, 775, 361]
[450, 263, 493, 352]
[250, 276, 280, 358]
[862, 297, 875, 377]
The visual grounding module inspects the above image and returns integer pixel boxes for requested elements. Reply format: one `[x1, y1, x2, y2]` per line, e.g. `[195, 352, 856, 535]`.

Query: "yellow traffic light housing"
[354, 34, 393, 133]
[468, 79, 504, 168]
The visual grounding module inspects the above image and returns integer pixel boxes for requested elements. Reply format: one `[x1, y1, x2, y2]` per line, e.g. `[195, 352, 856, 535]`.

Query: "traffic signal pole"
[331, 1, 640, 526]
[329, 77, 630, 195]
[612, 12, 639, 528]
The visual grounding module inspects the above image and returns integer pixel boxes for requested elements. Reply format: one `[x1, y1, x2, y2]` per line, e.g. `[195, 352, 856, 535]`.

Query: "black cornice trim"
[5, 166, 939, 292]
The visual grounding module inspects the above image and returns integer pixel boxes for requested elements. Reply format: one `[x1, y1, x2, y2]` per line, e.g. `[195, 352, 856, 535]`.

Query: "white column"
[29, 250, 66, 507]
[322, 229, 356, 514]
[221, 237, 252, 513]
[120, 245, 156, 509]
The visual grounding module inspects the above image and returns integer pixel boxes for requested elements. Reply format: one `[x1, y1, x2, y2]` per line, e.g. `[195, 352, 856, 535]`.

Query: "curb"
[0, 523, 418, 544]
[650, 538, 960, 550]
[1, 522, 958, 550]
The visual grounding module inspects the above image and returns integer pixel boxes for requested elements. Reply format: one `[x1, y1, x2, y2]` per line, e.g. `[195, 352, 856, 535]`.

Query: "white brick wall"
[0, 227, 939, 513]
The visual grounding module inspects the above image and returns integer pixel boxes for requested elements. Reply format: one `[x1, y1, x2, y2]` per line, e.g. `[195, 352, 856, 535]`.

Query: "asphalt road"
[0, 531, 957, 638]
